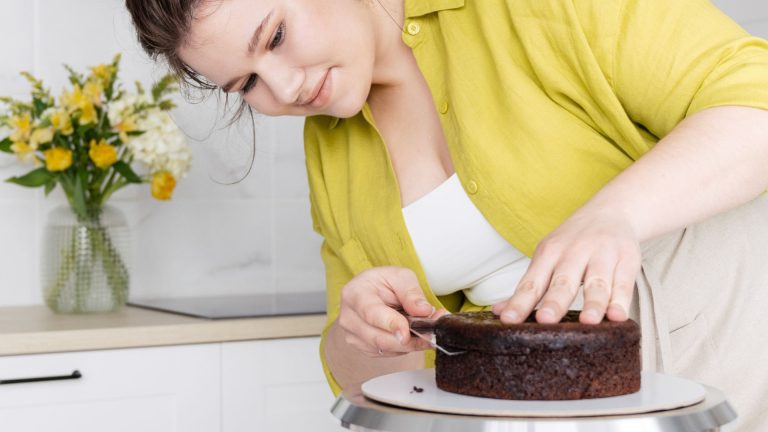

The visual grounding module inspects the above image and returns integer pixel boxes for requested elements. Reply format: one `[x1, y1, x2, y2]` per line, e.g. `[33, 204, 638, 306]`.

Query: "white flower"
[107, 93, 151, 126]
[128, 109, 192, 179]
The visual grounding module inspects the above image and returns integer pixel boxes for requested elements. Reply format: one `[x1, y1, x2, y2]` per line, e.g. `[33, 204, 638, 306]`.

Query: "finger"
[499, 253, 559, 323]
[580, 257, 615, 324]
[345, 310, 414, 355]
[607, 256, 641, 321]
[491, 299, 508, 316]
[536, 253, 588, 323]
[386, 267, 434, 317]
[356, 300, 410, 342]
[536, 270, 584, 323]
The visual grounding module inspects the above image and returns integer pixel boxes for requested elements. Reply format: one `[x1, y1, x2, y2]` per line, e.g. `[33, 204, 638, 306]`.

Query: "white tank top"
[402, 174, 531, 306]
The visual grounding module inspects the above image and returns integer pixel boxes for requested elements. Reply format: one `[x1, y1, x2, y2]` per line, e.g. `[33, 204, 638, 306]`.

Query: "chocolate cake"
[434, 310, 641, 400]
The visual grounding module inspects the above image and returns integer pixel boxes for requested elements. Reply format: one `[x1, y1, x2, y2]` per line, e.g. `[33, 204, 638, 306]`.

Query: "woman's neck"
[369, 0, 411, 89]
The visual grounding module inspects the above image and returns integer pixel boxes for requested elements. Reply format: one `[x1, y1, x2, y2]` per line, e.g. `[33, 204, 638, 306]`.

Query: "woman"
[125, 0, 768, 429]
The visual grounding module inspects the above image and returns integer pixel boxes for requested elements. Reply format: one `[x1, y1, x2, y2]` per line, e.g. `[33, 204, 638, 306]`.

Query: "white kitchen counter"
[0, 305, 326, 356]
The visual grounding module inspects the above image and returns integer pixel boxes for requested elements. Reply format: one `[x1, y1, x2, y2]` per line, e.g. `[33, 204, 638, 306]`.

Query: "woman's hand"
[493, 206, 642, 325]
[338, 266, 442, 357]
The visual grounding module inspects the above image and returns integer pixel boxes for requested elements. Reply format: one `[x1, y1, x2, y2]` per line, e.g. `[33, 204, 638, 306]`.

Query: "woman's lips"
[306, 69, 331, 108]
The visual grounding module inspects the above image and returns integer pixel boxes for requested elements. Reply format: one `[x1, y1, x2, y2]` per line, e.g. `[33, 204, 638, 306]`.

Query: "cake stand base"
[331, 374, 736, 432]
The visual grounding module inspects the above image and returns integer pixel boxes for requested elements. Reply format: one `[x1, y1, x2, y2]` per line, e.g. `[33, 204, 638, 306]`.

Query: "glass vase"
[41, 204, 130, 313]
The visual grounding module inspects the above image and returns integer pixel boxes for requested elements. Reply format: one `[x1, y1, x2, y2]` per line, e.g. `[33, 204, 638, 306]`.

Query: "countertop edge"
[0, 306, 328, 356]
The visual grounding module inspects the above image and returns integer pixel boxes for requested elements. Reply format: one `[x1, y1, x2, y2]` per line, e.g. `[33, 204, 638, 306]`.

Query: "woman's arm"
[324, 319, 425, 390]
[496, 105, 768, 324]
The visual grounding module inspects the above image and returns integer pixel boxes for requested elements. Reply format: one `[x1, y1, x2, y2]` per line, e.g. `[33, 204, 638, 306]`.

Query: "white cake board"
[361, 369, 706, 417]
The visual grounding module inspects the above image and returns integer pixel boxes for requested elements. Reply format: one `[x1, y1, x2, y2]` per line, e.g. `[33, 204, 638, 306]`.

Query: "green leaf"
[63, 64, 84, 87]
[6, 168, 55, 187]
[151, 74, 178, 101]
[72, 173, 88, 220]
[0, 137, 12, 153]
[113, 161, 143, 183]
[158, 99, 176, 111]
[44, 179, 57, 196]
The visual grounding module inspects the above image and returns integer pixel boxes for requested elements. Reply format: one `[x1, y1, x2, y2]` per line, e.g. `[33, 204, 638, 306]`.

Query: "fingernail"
[416, 299, 430, 308]
[502, 310, 519, 322]
[609, 303, 627, 318]
[395, 331, 404, 344]
[540, 308, 555, 318]
[584, 309, 599, 319]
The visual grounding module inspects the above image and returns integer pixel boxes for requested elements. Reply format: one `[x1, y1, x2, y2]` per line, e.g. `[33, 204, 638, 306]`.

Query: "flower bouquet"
[0, 54, 192, 313]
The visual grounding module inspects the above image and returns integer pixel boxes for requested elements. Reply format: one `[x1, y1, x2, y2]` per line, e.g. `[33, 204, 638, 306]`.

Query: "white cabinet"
[222, 337, 344, 432]
[0, 344, 220, 432]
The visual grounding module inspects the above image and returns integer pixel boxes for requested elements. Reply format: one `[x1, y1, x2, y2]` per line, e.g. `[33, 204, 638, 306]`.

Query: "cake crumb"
[410, 386, 424, 393]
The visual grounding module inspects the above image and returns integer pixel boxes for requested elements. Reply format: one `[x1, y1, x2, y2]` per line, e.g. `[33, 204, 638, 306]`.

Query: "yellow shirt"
[304, 0, 768, 395]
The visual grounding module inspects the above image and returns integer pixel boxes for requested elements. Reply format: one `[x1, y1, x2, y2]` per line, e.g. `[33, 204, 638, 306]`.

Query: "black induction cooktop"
[128, 291, 326, 319]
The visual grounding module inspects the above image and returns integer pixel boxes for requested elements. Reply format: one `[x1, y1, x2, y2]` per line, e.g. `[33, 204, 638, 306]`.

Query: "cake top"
[434, 311, 640, 354]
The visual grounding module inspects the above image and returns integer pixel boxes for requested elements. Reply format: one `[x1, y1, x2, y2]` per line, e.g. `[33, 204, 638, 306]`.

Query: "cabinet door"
[0, 344, 220, 432]
[222, 337, 344, 432]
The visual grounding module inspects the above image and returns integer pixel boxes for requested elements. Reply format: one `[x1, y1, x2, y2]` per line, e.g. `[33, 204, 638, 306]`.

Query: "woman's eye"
[269, 22, 285, 50]
[241, 74, 258, 94]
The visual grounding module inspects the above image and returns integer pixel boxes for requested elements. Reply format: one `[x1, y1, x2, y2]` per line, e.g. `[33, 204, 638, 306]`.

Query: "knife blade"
[396, 309, 465, 356]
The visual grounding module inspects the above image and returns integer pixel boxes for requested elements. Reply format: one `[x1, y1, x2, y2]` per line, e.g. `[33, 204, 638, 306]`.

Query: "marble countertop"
[0, 305, 326, 356]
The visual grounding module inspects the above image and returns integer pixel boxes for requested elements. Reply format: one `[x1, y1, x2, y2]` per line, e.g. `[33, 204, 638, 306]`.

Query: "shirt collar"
[404, 0, 465, 18]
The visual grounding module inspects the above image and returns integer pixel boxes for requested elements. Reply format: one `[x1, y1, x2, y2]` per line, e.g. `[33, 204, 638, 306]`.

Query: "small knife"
[396, 309, 465, 356]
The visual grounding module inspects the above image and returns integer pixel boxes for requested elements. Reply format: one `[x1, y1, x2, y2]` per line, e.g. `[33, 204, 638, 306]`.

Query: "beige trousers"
[632, 195, 768, 432]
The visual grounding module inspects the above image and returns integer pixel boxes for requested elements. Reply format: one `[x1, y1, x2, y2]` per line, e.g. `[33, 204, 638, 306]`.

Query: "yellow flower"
[79, 101, 97, 125]
[44, 147, 73, 172]
[151, 171, 176, 201]
[83, 81, 103, 106]
[11, 141, 37, 164]
[50, 110, 74, 135]
[114, 115, 138, 143]
[30, 127, 54, 147]
[90, 64, 114, 85]
[60, 85, 85, 113]
[88, 139, 118, 169]
[9, 113, 32, 143]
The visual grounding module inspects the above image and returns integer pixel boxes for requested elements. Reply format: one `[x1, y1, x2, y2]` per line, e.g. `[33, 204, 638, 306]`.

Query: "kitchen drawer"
[0, 344, 220, 432]
[222, 337, 344, 432]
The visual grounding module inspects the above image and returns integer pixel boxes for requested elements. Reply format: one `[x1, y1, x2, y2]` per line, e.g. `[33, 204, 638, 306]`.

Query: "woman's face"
[179, 0, 377, 117]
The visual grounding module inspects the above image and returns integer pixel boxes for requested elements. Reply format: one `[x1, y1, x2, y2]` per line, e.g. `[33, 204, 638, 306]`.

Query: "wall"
[0, 0, 767, 307]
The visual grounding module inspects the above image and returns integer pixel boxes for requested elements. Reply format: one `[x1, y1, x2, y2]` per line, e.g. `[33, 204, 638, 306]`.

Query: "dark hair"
[124, 0, 217, 92]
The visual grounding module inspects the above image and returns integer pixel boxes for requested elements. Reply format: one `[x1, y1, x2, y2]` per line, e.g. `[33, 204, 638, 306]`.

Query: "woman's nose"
[258, 63, 304, 106]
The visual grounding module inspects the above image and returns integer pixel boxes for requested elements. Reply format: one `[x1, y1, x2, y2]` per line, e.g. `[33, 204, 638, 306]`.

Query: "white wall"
[0, 0, 767, 307]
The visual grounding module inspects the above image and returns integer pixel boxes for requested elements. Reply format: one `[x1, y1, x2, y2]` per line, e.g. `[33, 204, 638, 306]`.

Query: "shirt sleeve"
[304, 117, 350, 397]
[611, 0, 768, 139]
[316, 238, 350, 397]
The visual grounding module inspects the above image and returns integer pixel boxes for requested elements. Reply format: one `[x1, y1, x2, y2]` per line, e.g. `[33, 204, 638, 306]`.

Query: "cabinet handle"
[0, 370, 82, 385]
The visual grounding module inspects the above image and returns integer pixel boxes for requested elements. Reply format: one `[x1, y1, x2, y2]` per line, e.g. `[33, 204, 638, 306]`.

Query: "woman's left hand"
[492, 205, 642, 325]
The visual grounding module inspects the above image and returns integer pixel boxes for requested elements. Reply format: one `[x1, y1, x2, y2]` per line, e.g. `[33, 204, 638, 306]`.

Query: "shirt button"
[438, 101, 449, 114]
[466, 180, 479, 194]
[406, 21, 421, 35]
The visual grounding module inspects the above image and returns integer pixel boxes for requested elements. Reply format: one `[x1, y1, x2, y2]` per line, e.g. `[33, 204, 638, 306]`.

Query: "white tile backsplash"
[0, 200, 39, 306]
[1, 0, 767, 307]
[0, 0, 34, 98]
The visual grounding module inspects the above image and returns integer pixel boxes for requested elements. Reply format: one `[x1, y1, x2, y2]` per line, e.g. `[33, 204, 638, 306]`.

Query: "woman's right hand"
[338, 266, 442, 357]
